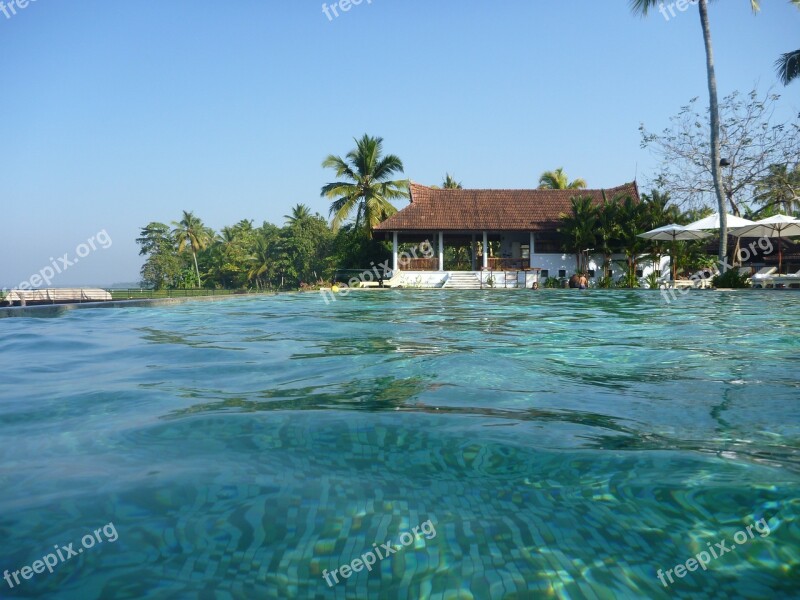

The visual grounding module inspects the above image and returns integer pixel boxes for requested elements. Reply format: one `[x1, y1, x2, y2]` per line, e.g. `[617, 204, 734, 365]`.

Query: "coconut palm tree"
[442, 173, 463, 189]
[248, 236, 273, 290]
[558, 196, 597, 273]
[538, 168, 587, 190]
[321, 134, 408, 237]
[630, 0, 788, 269]
[595, 193, 621, 277]
[754, 163, 800, 214]
[285, 204, 313, 225]
[172, 211, 213, 287]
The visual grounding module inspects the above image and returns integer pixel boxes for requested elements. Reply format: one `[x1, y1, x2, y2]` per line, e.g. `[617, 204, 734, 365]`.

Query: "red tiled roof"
[374, 181, 640, 232]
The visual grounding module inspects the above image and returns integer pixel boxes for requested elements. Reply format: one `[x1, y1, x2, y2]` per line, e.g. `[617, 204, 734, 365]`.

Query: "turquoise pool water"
[0, 291, 798, 599]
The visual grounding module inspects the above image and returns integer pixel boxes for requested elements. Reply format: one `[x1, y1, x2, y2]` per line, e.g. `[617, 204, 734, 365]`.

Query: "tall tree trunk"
[192, 250, 201, 288]
[698, 0, 728, 269]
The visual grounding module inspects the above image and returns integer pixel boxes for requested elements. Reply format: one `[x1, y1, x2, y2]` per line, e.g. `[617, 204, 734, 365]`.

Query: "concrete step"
[443, 273, 482, 289]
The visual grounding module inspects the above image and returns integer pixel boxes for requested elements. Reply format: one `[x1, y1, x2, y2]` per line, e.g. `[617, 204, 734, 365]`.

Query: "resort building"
[374, 181, 660, 288]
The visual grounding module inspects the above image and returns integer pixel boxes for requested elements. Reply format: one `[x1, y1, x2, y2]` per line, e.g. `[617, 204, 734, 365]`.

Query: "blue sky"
[1, 0, 797, 286]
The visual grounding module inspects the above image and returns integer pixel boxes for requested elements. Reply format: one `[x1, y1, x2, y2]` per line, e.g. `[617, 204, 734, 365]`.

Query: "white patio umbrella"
[638, 224, 712, 281]
[684, 212, 755, 231]
[729, 214, 800, 273]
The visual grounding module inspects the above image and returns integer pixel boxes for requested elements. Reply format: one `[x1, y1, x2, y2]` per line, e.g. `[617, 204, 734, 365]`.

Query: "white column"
[482, 232, 488, 269]
[529, 231, 535, 268]
[471, 234, 476, 271]
[392, 232, 399, 272]
[438, 231, 444, 271]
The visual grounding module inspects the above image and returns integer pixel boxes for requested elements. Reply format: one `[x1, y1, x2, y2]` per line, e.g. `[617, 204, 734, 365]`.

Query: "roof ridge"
[409, 182, 637, 193]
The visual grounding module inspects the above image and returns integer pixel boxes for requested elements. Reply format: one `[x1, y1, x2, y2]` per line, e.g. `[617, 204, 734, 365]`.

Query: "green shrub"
[713, 269, 750, 289]
[544, 277, 561, 289]
[596, 276, 614, 289]
[617, 270, 640, 288]
[645, 272, 661, 290]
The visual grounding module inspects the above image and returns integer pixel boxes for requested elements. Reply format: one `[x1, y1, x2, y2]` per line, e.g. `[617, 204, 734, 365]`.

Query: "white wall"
[391, 272, 448, 288]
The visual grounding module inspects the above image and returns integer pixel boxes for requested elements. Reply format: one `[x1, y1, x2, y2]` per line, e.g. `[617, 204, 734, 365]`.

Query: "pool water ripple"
[0, 290, 798, 598]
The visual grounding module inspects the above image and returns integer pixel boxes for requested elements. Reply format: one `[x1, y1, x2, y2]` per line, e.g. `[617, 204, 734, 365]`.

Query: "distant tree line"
[136, 207, 390, 290]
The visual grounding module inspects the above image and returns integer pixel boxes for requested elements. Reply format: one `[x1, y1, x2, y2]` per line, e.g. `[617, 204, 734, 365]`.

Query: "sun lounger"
[761, 269, 800, 289]
[750, 267, 778, 288]
[3, 288, 112, 306]
[661, 277, 713, 290]
[752, 267, 777, 279]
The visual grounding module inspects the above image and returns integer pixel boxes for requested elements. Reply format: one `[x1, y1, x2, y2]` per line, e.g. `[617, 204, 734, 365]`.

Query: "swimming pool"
[1, 291, 798, 598]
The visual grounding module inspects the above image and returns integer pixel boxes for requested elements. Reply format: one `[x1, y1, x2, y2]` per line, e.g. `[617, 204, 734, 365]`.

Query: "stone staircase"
[443, 272, 482, 289]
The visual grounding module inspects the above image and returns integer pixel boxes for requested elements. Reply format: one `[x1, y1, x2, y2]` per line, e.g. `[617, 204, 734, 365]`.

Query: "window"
[588, 270, 595, 278]
[541, 269, 549, 278]
[636, 269, 644, 278]
[558, 269, 567, 278]
[521, 245, 530, 260]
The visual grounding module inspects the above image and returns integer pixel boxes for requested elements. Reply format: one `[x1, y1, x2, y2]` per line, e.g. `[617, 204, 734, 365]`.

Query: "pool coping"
[0, 293, 275, 319]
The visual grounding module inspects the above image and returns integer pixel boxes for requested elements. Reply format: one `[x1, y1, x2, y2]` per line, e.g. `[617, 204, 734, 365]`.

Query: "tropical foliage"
[321, 134, 408, 236]
[442, 173, 463, 189]
[557, 190, 709, 287]
[776, 1, 800, 85]
[538, 168, 587, 190]
[640, 90, 800, 216]
[632, 0, 800, 265]
[137, 135, 410, 290]
[776, 49, 800, 85]
[137, 205, 377, 291]
[172, 211, 213, 287]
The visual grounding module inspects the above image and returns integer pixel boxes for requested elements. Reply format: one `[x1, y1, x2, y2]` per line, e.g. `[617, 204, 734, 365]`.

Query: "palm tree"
[248, 236, 273, 290]
[615, 194, 649, 286]
[538, 168, 587, 190]
[640, 189, 680, 276]
[321, 134, 408, 237]
[595, 193, 621, 277]
[285, 204, 312, 225]
[558, 196, 597, 273]
[631, 0, 791, 269]
[754, 163, 800, 214]
[172, 211, 213, 287]
[442, 173, 463, 189]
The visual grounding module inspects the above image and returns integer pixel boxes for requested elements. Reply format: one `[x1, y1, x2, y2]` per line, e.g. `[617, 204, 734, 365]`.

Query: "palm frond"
[629, 0, 663, 16]
[776, 49, 800, 85]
